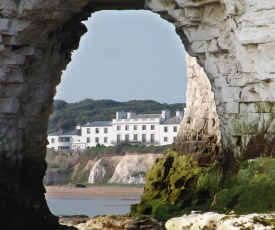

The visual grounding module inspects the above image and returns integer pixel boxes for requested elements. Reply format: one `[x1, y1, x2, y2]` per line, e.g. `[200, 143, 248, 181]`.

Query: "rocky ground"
[165, 211, 275, 230]
[59, 214, 165, 230]
[59, 212, 275, 230]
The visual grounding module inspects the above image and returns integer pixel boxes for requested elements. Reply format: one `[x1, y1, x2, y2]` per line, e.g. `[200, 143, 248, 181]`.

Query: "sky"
[55, 10, 187, 104]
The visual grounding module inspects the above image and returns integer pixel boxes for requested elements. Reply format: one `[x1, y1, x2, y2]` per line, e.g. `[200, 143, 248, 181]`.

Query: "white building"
[159, 111, 182, 145]
[47, 110, 183, 150]
[47, 127, 85, 150]
[81, 121, 113, 147]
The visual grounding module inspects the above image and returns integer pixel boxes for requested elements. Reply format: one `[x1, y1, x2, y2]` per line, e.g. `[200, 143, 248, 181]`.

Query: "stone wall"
[147, 0, 275, 161]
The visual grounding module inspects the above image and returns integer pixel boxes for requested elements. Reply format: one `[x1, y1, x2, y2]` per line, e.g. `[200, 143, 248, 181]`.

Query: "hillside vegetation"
[48, 99, 185, 133]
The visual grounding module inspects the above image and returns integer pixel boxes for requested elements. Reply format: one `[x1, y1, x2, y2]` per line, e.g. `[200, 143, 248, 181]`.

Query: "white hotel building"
[47, 110, 183, 150]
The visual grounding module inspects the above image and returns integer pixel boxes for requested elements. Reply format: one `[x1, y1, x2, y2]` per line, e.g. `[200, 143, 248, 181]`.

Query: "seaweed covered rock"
[135, 150, 275, 220]
[212, 157, 275, 214]
[135, 150, 223, 220]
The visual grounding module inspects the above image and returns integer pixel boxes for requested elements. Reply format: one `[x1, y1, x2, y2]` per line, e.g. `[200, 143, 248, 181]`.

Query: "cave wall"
[147, 0, 275, 161]
[0, 0, 275, 228]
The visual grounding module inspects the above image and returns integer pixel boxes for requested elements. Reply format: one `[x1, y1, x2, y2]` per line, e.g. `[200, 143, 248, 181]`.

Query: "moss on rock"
[135, 150, 224, 220]
[135, 149, 275, 220]
[212, 157, 275, 214]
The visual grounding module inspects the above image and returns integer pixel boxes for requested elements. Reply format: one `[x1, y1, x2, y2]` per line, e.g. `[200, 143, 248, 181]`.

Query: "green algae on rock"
[135, 150, 275, 220]
[212, 157, 275, 214]
[135, 150, 224, 220]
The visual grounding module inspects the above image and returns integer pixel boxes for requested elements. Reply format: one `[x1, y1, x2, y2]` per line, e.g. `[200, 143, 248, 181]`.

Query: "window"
[151, 125, 155, 130]
[51, 138, 55, 143]
[104, 137, 108, 143]
[125, 125, 129, 131]
[164, 137, 168, 142]
[104, 128, 108, 133]
[95, 137, 99, 143]
[134, 134, 138, 141]
[125, 134, 129, 142]
[95, 128, 99, 134]
[173, 137, 177, 141]
[142, 134, 146, 142]
[142, 125, 146, 130]
[117, 135, 121, 143]
[58, 137, 70, 142]
[117, 125, 121, 131]
[134, 125, 138, 130]
[58, 146, 70, 149]
[173, 126, 177, 132]
[87, 137, 90, 143]
[87, 128, 90, 134]
[164, 126, 168, 132]
[151, 134, 155, 143]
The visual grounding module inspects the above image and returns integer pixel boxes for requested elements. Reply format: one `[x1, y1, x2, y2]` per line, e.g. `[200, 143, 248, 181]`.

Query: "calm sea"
[46, 196, 140, 217]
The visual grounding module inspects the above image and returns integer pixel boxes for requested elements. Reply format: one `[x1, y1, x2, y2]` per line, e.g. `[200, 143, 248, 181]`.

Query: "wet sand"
[45, 185, 144, 198]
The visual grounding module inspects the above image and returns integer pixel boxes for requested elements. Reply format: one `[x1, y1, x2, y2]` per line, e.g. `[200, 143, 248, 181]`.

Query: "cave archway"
[1, 0, 275, 229]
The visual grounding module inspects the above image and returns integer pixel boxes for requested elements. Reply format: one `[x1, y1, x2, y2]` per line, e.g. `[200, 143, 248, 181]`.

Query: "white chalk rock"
[108, 153, 163, 184]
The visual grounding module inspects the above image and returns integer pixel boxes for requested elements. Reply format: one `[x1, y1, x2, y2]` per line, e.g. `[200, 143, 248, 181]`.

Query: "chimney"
[161, 110, 170, 120]
[176, 110, 184, 120]
[116, 111, 127, 119]
[127, 111, 136, 119]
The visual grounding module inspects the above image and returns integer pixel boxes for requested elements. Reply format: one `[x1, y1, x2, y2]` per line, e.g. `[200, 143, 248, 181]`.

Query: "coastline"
[45, 185, 144, 198]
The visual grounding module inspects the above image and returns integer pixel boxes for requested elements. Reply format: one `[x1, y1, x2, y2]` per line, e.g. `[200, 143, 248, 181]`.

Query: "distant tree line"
[48, 98, 185, 133]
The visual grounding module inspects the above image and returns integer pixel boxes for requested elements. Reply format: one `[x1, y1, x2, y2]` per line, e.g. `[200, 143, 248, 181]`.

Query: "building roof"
[65, 129, 81, 136]
[48, 129, 81, 136]
[83, 121, 112, 127]
[132, 114, 162, 119]
[161, 116, 182, 125]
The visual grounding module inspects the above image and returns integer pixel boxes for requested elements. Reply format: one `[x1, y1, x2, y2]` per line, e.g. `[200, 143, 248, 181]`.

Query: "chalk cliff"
[87, 153, 164, 184]
[173, 53, 221, 166]
[88, 156, 123, 183]
[108, 153, 164, 184]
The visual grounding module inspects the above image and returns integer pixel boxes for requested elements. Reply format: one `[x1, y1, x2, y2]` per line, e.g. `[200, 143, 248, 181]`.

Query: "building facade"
[47, 110, 183, 150]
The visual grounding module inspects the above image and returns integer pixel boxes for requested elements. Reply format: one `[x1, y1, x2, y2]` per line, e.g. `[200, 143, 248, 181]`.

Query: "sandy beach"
[45, 185, 144, 198]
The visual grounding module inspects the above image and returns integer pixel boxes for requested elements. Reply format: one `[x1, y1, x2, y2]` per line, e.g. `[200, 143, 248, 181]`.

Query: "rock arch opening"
[46, 10, 190, 217]
[55, 10, 187, 104]
[46, 8, 220, 186]
[1, 0, 275, 228]
[1, 1, 221, 229]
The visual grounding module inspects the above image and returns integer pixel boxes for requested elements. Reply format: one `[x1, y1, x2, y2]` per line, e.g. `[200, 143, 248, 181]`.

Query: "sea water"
[46, 196, 140, 217]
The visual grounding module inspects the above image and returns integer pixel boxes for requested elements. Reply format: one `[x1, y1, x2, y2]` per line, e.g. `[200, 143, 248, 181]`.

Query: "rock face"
[147, 0, 275, 161]
[88, 156, 123, 183]
[1, 0, 275, 228]
[108, 153, 164, 184]
[136, 150, 223, 220]
[88, 154, 164, 184]
[172, 54, 221, 166]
